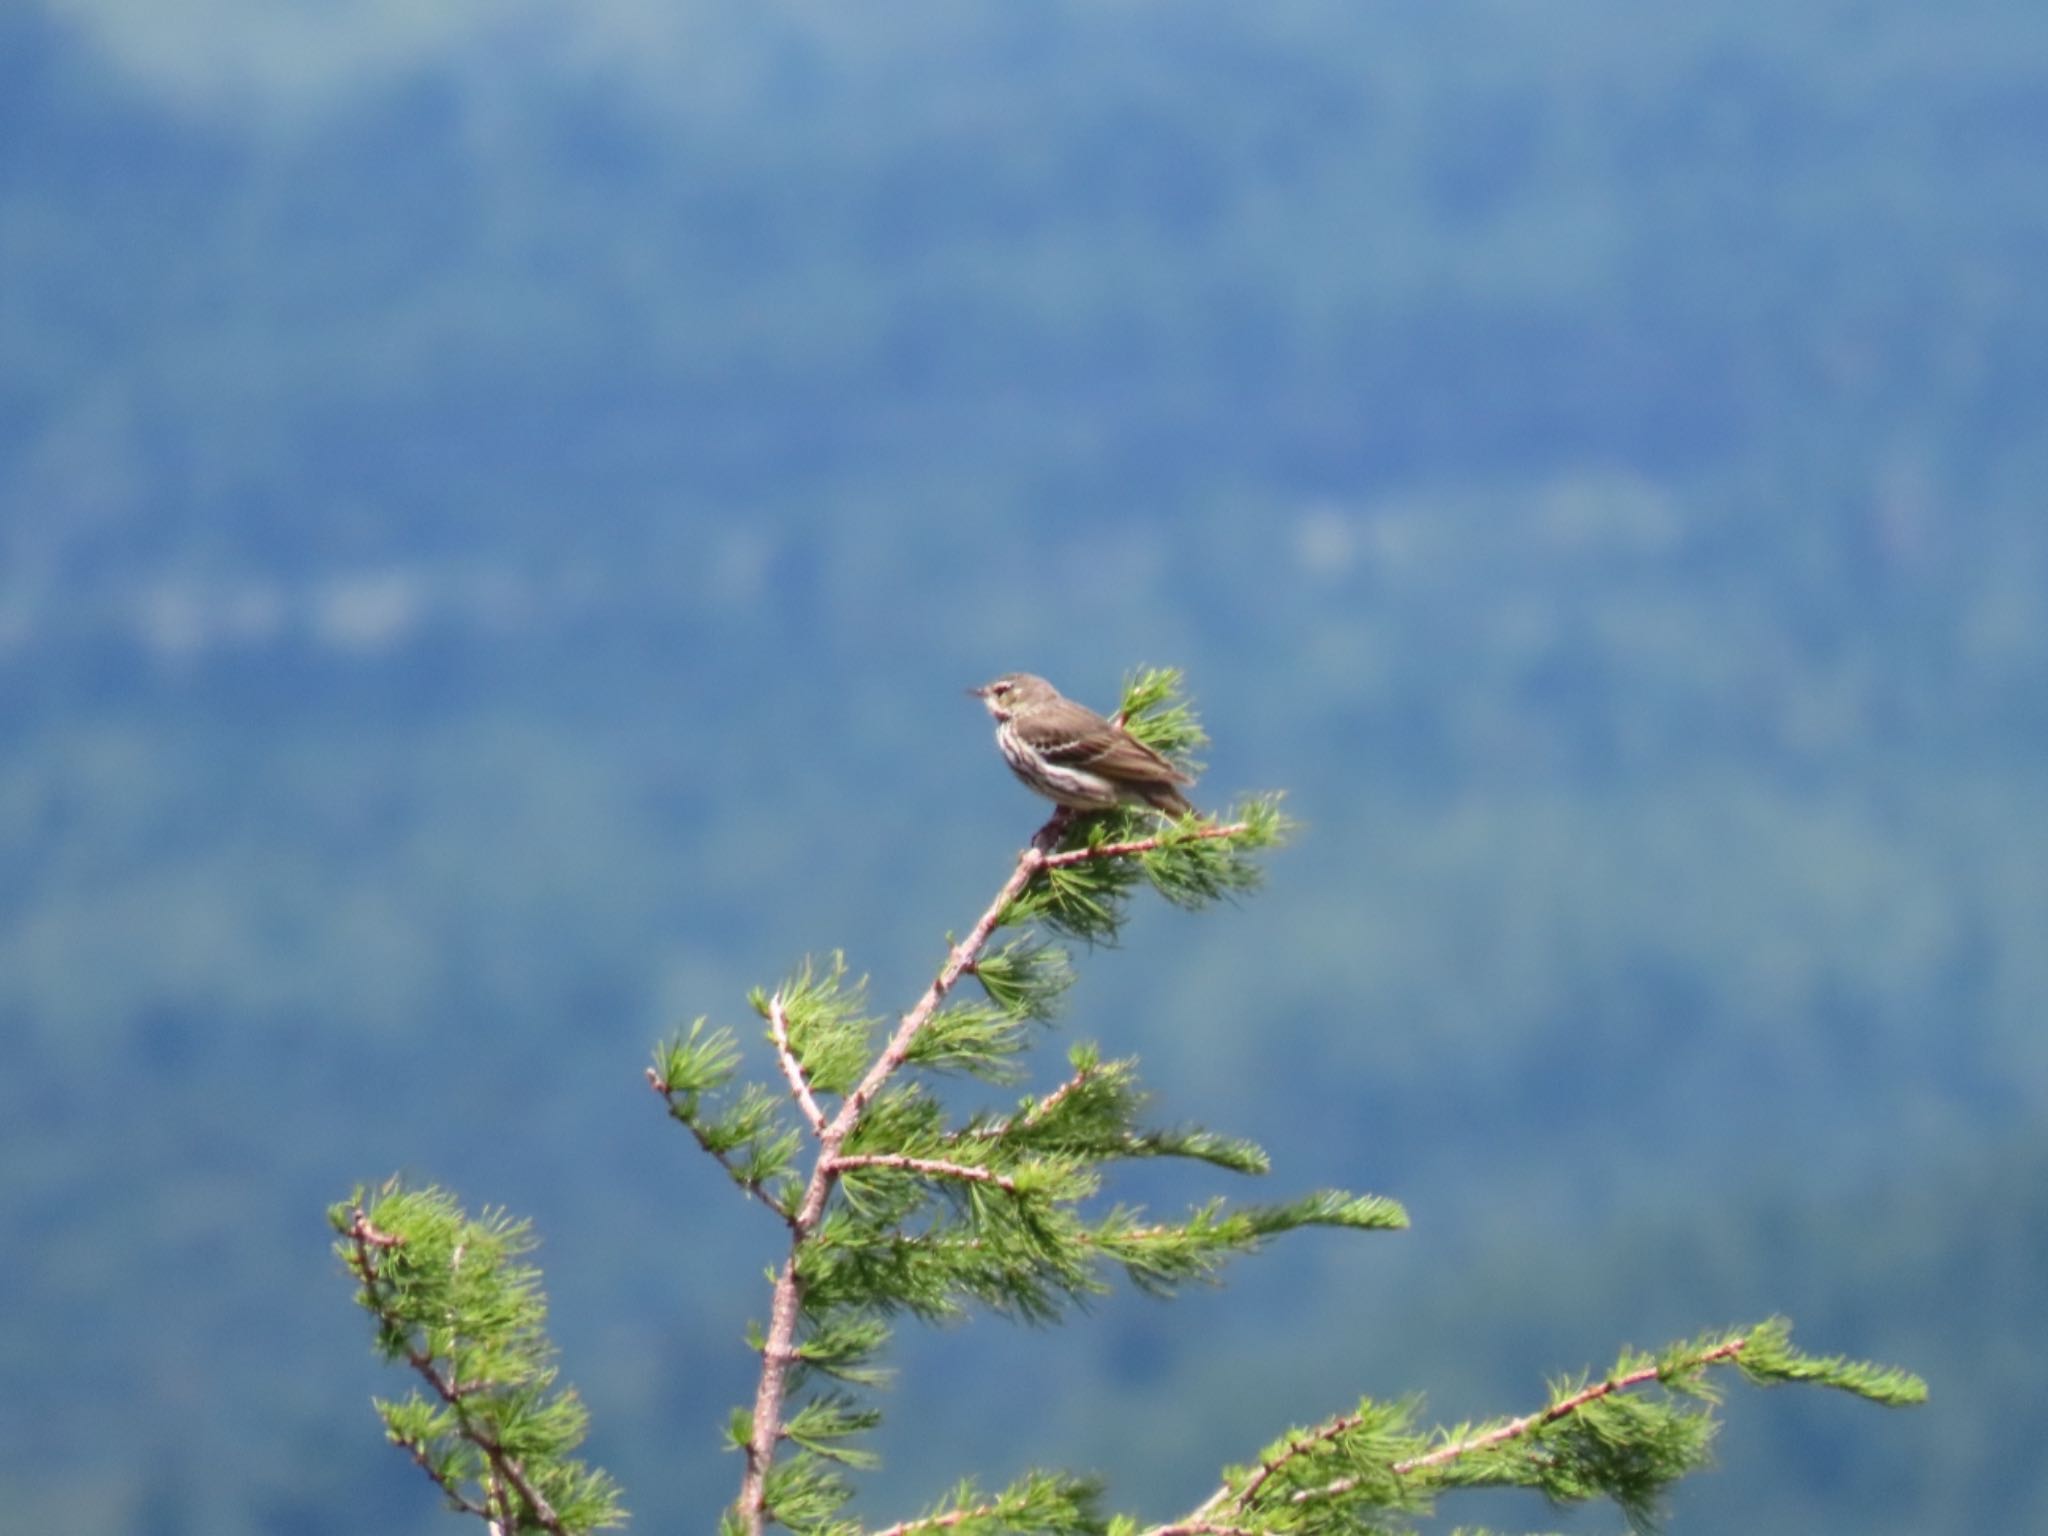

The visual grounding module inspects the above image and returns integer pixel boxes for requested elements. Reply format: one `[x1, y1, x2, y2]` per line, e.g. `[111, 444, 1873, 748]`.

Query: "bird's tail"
[1140, 782, 1196, 818]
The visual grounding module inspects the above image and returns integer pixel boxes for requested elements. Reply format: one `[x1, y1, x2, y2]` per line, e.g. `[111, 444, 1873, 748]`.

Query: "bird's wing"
[1018, 700, 1194, 786]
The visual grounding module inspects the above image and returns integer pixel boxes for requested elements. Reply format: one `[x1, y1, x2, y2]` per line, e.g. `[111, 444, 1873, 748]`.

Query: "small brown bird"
[971, 673, 1196, 817]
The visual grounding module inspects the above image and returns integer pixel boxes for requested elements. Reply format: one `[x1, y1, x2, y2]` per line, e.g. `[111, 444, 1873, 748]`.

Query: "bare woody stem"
[964, 1060, 1095, 1141]
[866, 1502, 1005, 1536]
[825, 1153, 1022, 1193]
[768, 993, 828, 1135]
[1039, 821, 1249, 867]
[736, 813, 1253, 1536]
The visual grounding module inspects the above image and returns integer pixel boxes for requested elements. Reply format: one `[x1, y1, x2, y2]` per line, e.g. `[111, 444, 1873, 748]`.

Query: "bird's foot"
[1030, 806, 1077, 853]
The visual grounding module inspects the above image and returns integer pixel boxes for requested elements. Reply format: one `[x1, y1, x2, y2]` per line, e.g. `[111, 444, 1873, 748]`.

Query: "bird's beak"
[966, 684, 989, 699]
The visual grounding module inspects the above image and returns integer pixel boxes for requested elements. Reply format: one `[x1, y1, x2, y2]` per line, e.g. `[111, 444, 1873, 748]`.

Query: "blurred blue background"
[4, 1, 2044, 1531]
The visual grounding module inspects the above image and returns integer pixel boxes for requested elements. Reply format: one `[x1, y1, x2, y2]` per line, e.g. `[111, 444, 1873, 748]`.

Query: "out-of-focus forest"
[3, 2, 2043, 1531]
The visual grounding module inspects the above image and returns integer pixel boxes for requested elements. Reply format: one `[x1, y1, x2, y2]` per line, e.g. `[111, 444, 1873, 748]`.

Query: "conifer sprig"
[1007, 798, 1291, 943]
[328, 1184, 625, 1536]
[1161, 1318, 1926, 1536]
[871, 1472, 1108, 1536]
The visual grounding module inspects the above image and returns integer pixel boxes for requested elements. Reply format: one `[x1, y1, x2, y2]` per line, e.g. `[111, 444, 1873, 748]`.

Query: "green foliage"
[964, 938, 1075, 1025]
[754, 956, 883, 1097]
[1201, 1321, 1923, 1536]
[967, 1046, 1272, 1175]
[335, 671, 1920, 1536]
[6, 1, 2026, 1525]
[1005, 794, 1290, 943]
[895, 1471, 1108, 1536]
[1728, 1316, 1929, 1406]
[1116, 667, 1210, 770]
[327, 1183, 624, 1535]
[653, 1020, 804, 1215]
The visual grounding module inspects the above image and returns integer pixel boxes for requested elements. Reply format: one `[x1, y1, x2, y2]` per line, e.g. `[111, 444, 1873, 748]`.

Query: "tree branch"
[769, 992, 829, 1136]
[1221, 1406, 1378, 1513]
[826, 1153, 1021, 1194]
[867, 1501, 1006, 1536]
[966, 1061, 1095, 1141]
[1380, 1336, 1750, 1481]
[737, 813, 1061, 1536]
[1168, 1333, 1758, 1530]
[1039, 820, 1248, 868]
[396, 1433, 492, 1521]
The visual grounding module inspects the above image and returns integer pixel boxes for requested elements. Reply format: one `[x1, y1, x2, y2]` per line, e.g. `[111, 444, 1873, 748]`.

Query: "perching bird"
[971, 673, 1197, 817]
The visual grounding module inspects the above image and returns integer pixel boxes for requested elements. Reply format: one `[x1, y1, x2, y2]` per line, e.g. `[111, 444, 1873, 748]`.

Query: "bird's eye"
[993, 682, 1011, 696]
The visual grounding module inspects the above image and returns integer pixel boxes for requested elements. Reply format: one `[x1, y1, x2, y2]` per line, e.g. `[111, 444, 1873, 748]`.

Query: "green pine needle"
[755, 954, 880, 1097]
[1732, 1316, 1929, 1405]
[329, 1181, 625, 1534]
[1118, 666, 1210, 768]
[970, 937, 1076, 1022]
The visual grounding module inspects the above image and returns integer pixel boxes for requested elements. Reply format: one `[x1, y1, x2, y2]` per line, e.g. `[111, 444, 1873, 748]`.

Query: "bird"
[970, 673, 1197, 817]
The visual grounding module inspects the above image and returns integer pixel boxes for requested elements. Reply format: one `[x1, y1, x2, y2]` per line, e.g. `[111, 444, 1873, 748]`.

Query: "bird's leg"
[1030, 806, 1077, 852]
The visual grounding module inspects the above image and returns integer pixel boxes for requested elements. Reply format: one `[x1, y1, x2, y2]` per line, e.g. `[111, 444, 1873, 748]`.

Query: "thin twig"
[1224, 1407, 1377, 1512]
[351, 1212, 404, 1249]
[461, 1422, 568, 1536]
[769, 992, 829, 1136]
[867, 1500, 1005, 1536]
[646, 1069, 798, 1227]
[397, 1433, 492, 1519]
[966, 1062, 1095, 1141]
[1383, 1337, 1750, 1480]
[1020, 1065, 1092, 1126]
[1038, 819, 1248, 869]
[826, 1153, 1021, 1194]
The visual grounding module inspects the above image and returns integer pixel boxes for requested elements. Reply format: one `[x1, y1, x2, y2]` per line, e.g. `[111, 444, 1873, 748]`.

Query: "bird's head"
[970, 672, 1056, 721]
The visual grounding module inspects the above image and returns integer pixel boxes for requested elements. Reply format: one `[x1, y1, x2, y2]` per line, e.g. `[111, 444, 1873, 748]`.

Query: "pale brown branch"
[1382, 1336, 1750, 1480]
[738, 813, 1060, 1536]
[966, 1061, 1095, 1141]
[827, 1153, 1021, 1194]
[768, 992, 829, 1136]
[872, 1496, 1229, 1536]
[1039, 820, 1248, 869]
[867, 1500, 1005, 1536]
[1223, 1406, 1375, 1513]
[465, 1424, 569, 1536]
[1021, 1065, 1092, 1126]
[350, 1211, 404, 1249]
[395, 1433, 491, 1520]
